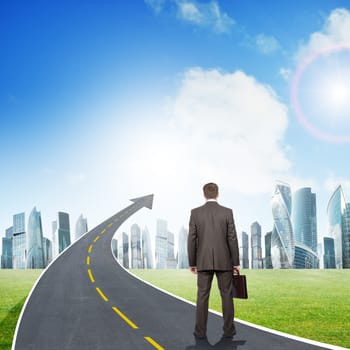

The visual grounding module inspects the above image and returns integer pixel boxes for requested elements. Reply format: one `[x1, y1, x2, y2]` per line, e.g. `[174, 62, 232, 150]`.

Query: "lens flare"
[291, 46, 350, 143]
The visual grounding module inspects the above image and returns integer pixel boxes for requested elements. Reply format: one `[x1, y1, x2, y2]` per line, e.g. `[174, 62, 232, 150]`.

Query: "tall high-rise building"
[122, 232, 129, 268]
[12, 213, 26, 269]
[75, 214, 88, 241]
[166, 231, 177, 269]
[6, 227, 13, 239]
[239, 231, 249, 269]
[292, 188, 318, 253]
[251, 222, 262, 269]
[52, 212, 71, 257]
[142, 226, 153, 269]
[131, 224, 142, 268]
[271, 182, 294, 269]
[342, 203, 350, 268]
[323, 237, 336, 269]
[42, 237, 52, 267]
[1, 228, 13, 268]
[327, 185, 350, 268]
[112, 238, 118, 258]
[155, 219, 168, 269]
[292, 187, 319, 269]
[265, 231, 273, 269]
[26, 207, 45, 269]
[177, 227, 189, 269]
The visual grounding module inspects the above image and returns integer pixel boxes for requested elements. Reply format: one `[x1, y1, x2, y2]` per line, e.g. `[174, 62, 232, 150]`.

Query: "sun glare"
[329, 81, 350, 105]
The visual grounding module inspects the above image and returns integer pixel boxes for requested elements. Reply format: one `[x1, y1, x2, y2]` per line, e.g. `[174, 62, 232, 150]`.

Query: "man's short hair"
[203, 183, 219, 199]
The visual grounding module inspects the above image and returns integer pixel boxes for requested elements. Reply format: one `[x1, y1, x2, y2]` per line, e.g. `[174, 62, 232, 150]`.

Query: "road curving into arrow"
[13, 194, 347, 350]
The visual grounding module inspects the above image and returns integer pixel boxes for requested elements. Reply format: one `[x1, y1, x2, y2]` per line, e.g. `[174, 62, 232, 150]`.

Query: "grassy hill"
[0, 269, 349, 349]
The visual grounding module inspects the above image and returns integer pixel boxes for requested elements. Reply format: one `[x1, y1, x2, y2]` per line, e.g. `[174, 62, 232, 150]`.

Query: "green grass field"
[0, 270, 42, 350]
[131, 269, 350, 349]
[0, 269, 349, 349]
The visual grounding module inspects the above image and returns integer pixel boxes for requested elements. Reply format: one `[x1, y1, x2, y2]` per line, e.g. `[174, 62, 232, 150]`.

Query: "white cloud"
[120, 68, 291, 199]
[176, 0, 234, 33]
[144, 0, 165, 14]
[297, 8, 350, 60]
[255, 34, 280, 54]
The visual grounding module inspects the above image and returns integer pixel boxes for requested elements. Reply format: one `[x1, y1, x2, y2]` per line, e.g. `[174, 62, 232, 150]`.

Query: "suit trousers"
[195, 270, 235, 337]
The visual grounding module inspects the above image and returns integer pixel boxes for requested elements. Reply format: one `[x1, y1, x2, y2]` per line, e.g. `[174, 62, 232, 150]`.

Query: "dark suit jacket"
[188, 201, 239, 271]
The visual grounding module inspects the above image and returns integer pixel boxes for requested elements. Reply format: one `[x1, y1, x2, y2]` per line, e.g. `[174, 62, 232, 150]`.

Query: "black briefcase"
[232, 271, 248, 299]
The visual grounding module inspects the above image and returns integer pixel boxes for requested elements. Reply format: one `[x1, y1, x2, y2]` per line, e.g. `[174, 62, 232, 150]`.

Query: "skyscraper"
[12, 212, 26, 269]
[1, 227, 13, 268]
[292, 188, 318, 253]
[42, 237, 52, 267]
[142, 226, 153, 269]
[131, 224, 142, 268]
[239, 231, 249, 269]
[323, 237, 336, 269]
[327, 185, 350, 268]
[112, 238, 118, 258]
[292, 187, 319, 269]
[52, 212, 71, 257]
[342, 203, 350, 268]
[251, 222, 262, 269]
[26, 207, 45, 269]
[271, 182, 294, 269]
[122, 232, 129, 268]
[265, 231, 273, 269]
[177, 226, 189, 269]
[166, 231, 177, 269]
[75, 214, 88, 241]
[155, 219, 168, 269]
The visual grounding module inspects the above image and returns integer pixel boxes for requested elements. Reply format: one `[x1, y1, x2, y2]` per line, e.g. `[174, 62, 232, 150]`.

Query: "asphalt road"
[13, 195, 344, 350]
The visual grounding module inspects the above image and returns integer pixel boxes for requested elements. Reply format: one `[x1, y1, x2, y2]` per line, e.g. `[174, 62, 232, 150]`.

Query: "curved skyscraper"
[26, 207, 45, 269]
[75, 214, 88, 241]
[327, 185, 346, 269]
[271, 182, 294, 269]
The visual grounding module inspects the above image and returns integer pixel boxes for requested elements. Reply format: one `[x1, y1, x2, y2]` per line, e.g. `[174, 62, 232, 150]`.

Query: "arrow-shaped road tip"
[130, 194, 154, 210]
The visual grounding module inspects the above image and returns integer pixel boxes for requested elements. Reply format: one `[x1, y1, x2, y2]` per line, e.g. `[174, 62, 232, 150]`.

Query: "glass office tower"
[177, 227, 188, 269]
[323, 237, 336, 268]
[251, 222, 262, 269]
[142, 226, 154, 269]
[12, 213, 26, 269]
[26, 207, 45, 269]
[131, 224, 142, 268]
[327, 185, 346, 268]
[75, 214, 88, 241]
[265, 231, 273, 269]
[239, 231, 249, 269]
[271, 182, 295, 269]
[292, 188, 318, 253]
[155, 219, 168, 269]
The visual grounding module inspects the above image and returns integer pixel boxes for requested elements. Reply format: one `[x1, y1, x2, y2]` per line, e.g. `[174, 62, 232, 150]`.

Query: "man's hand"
[189, 266, 197, 275]
[233, 266, 240, 274]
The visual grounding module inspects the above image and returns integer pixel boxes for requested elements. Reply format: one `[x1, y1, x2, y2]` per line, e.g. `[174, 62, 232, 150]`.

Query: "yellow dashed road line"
[107, 223, 113, 227]
[87, 269, 95, 283]
[93, 235, 100, 243]
[144, 336, 165, 350]
[101, 229, 106, 234]
[88, 244, 93, 253]
[112, 306, 139, 329]
[96, 287, 109, 302]
[86, 256, 90, 265]
[114, 218, 119, 222]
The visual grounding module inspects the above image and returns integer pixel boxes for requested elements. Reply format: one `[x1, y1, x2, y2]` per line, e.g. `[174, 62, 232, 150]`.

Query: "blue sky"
[1, 0, 350, 253]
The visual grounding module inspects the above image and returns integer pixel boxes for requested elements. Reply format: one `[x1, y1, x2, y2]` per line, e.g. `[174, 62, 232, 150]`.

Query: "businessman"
[188, 183, 240, 339]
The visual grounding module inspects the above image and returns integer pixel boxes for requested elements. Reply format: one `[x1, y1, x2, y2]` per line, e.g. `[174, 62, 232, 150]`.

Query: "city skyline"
[1, 1, 350, 255]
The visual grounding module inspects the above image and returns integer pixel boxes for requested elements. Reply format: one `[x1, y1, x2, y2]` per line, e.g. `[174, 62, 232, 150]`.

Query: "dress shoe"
[223, 329, 236, 338]
[193, 332, 207, 339]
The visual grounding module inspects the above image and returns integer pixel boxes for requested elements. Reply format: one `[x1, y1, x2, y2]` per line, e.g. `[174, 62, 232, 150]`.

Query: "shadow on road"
[185, 337, 246, 349]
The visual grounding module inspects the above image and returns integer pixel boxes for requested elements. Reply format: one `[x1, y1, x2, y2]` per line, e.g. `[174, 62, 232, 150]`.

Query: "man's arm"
[188, 210, 197, 272]
[227, 209, 240, 267]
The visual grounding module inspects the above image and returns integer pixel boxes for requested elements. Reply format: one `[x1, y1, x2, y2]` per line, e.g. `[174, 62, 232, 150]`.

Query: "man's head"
[203, 182, 219, 200]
